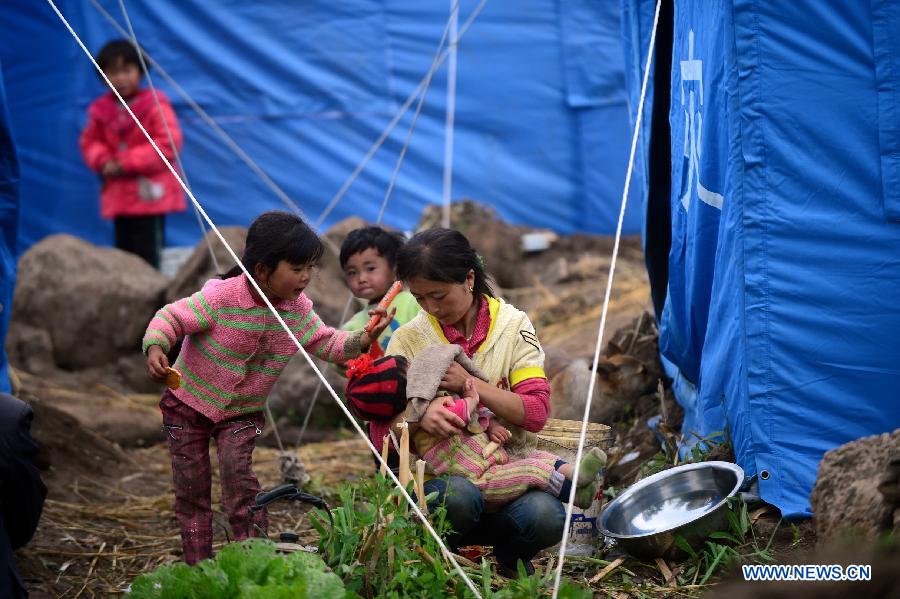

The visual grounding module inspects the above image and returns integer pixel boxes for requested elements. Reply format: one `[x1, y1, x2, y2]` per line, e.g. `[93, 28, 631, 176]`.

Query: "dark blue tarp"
[0, 58, 20, 394]
[624, 0, 900, 518]
[0, 0, 642, 251]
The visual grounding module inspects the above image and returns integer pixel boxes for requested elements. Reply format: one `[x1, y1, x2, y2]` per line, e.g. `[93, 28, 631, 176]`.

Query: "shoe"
[496, 557, 536, 579]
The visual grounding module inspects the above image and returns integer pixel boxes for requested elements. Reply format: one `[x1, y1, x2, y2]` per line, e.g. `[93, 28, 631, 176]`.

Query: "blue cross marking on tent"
[680, 30, 724, 211]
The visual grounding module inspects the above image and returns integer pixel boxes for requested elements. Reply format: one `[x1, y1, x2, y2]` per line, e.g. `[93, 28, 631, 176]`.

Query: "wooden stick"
[380, 435, 389, 476]
[416, 459, 428, 514]
[482, 441, 499, 458]
[589, 556, 625, 584]
[398, 422, 410, 488]
[655, 557, 676, 587]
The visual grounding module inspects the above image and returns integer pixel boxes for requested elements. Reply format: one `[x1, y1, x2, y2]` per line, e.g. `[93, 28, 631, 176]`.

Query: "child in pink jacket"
[80, 39, 185, 268]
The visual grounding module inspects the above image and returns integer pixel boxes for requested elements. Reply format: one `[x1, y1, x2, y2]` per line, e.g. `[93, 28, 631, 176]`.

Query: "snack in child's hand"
[164, 367, 182, 390]
[365, 280, 403, 333]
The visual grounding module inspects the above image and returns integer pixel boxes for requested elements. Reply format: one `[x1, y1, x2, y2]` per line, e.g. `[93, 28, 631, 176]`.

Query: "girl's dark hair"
[396, 228, 495, 297]
[97, 39, 145, 76]
[222, 211, 324, 279]
[339, 226, 406, 269]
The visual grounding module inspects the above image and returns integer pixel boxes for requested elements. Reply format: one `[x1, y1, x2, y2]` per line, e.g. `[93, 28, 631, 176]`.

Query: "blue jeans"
[422, 475, 566, 566]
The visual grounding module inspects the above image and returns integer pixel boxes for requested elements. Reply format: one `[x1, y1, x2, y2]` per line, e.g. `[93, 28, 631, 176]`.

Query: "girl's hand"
[420, 397, 465, 439]
[439, 361, 470, 395]
[101, 159, 122, 178]
[146, 345, 170, 382]
[360, 306, 395, 349]
[488, 419, 511, 445]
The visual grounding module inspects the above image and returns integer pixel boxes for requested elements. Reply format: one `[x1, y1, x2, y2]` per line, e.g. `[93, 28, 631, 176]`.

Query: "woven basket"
[535, 418, 614, 457]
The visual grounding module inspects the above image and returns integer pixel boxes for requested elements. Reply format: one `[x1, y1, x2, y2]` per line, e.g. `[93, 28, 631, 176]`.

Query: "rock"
[13, 235, 168, 370]
[5, 322, 55, 375]
[419, 200, 526, 288]
[810, 429, 900, 543]
[549, 353, 658, 423]
[304, 217, 367, 326]
[266, 354, 351, 433]
[116, 353, 163, 394]
[166, 226, 246, 302]
[605, 311, 664, 379]
[22, 388, 131, 478]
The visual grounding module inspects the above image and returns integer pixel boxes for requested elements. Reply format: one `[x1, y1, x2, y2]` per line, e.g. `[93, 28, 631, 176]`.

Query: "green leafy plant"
[129, 539, 348, 598]
[311, 474, 593, 598]
[674, 497, 780, 586]
[311, 473, 468, 597]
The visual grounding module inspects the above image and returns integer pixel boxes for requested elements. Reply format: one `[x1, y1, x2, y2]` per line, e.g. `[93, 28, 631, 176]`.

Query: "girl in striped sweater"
[143, 211, 392, 564]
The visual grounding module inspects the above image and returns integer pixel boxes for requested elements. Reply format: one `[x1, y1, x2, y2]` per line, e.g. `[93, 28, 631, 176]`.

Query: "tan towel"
[404, 344, 489, 426]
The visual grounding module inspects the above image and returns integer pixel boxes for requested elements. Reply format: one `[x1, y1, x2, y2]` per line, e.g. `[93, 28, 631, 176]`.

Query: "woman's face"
[407, 271, 475, 326]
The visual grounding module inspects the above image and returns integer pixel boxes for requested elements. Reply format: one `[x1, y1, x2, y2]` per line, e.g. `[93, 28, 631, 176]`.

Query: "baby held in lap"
[406, 345, 606, 511]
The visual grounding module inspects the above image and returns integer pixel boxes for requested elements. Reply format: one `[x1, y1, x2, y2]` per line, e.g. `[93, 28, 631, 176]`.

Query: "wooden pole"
[416, 459, 428, 514]
[380, 434, 390, 476]
[398, 421, 410, 488]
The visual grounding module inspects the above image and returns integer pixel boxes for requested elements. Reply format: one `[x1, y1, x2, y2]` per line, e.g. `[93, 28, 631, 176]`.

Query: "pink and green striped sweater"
[142, 274, 363, 423]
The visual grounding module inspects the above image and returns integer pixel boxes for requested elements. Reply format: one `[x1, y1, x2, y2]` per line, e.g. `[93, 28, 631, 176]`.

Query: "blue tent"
[0, 0, 641, 252]
[0, 57, 19, 394]
[623, 0, 900, 518]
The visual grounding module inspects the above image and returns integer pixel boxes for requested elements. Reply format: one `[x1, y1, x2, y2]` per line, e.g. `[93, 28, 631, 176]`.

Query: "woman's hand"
[420, 397, 465, 439]
[146, 345, 169, 382]
[440, 361, 471, 395]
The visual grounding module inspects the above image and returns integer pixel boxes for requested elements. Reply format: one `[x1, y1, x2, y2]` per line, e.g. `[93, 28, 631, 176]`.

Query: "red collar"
[440, 296, 491, 357]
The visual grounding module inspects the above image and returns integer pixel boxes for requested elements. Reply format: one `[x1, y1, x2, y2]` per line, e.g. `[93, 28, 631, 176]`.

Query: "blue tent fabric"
[0, 0, 642, 252]
[0, 58, 20, 394]
[624, 0, 900, 518]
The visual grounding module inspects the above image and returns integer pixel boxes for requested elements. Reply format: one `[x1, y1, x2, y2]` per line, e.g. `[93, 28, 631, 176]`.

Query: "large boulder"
[13, 235, 167, 369]
[166, 226, 245, 302]
[5, 322, 55, 375]
[267, 353, 351, 433]
[811, 429, 900, 543]
[418, 200, 526, 289]
[549, 353, 655, 423]
[548, 314, 661, 423]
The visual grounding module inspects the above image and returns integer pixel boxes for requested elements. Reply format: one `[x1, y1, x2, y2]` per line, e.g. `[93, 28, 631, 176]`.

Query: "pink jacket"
[80, 89, 186, 219]
[142, 275, 364, 423]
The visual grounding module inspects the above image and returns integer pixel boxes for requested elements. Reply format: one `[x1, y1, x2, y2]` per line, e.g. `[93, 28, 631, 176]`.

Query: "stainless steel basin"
[598, 461, 744, 559]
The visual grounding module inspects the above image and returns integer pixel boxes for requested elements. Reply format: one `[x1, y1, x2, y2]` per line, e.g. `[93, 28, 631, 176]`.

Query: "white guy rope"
[299, 0, 477, 438]
[441, 0, 459, 229]
[314, 0, 489, 229]
[116, 0, 221, 273]
[47, 3, 481, 595]
[377, 1, 460, 223]
[550, 1, 662, 597]
[294, 293, 356, 447]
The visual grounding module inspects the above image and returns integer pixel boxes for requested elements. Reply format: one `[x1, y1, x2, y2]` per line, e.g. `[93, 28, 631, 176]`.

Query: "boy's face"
[343, 247, 394, 302]
[104, 58, 141, 99]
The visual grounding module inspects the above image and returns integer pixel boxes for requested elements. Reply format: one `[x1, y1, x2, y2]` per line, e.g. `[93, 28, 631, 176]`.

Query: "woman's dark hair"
[339, 226, 406, 269]
[222, 211, 324, 279]
[97, 39, 145, 76]
[396, 228, 495, 297]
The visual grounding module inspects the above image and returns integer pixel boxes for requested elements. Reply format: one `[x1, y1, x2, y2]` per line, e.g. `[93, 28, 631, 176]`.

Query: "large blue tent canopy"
[624, 0, 900, 518]
[0, 0, 641, 252]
